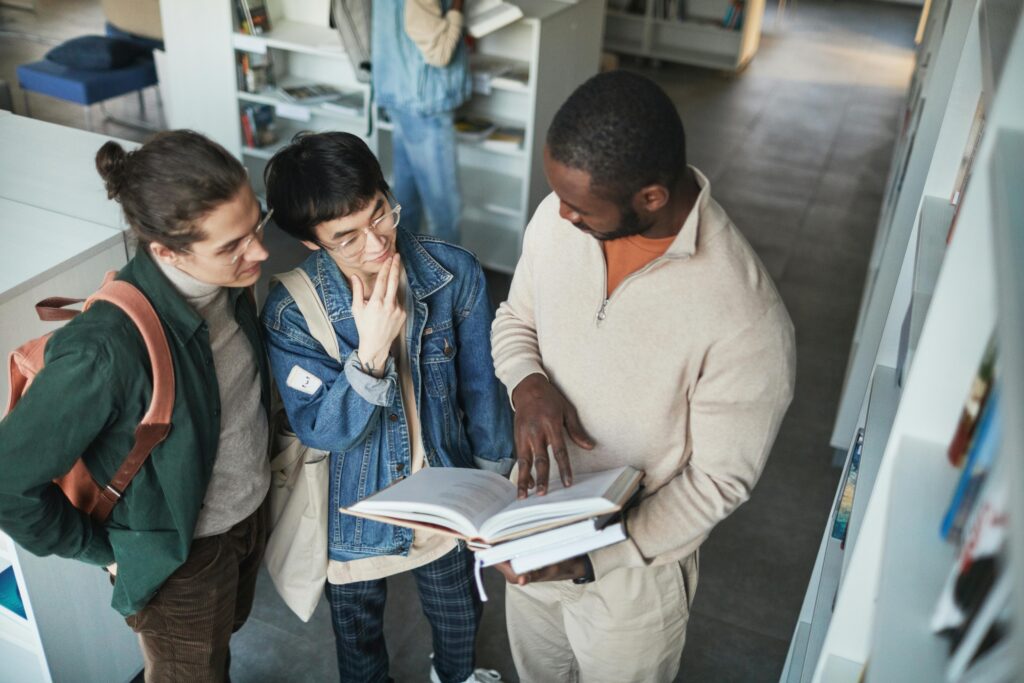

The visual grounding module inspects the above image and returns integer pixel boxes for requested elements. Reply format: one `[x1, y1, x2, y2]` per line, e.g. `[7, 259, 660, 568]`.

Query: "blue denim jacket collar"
[314, 227, 453, 321]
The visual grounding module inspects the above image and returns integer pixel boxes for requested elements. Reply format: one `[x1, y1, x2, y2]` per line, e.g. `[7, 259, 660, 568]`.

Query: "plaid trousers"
[326, 545, 482, 683]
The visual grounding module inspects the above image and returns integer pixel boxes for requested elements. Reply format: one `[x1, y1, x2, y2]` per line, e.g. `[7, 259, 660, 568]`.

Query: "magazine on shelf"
[941, 384, 1002, 544]
[465, 0, 524, 38]
[279, 83, 346, 105]
[454, 114, 497, 142]
[830, 428, 864, 545]
[342, 465, 643, 546]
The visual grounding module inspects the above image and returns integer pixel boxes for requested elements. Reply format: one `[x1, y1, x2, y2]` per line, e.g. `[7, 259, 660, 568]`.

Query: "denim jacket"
[372, 0, 472, 116]
[261, 230, 514, 561]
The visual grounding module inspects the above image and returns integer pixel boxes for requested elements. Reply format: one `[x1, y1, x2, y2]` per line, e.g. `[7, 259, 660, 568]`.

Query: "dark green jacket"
[0, 250, 270, 616]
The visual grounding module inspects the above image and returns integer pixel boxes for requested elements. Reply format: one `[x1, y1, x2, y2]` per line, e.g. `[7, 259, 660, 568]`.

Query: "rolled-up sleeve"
[404, 0, 464, 67]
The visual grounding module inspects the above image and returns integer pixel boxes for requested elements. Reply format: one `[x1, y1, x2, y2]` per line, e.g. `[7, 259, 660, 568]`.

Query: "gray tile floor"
[1, 1, 920, 680]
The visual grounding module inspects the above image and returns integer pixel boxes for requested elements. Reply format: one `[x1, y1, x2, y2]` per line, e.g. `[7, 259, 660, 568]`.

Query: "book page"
[348, 468, 516, 537]
[479, 466, 638, 540]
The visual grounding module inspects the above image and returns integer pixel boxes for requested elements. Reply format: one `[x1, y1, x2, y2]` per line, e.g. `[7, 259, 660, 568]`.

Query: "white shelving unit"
[603, 0, 765, 72]
[0, 113, 142, 683]
[159, 0, 605, 276]
[377, 0, 605, 273]
[782, 2, 1024, 681]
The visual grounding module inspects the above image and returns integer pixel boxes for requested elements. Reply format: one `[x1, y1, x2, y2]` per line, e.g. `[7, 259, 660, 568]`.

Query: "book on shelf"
[279, 83, 346, 105]
[480, 125, 525, 152]
[342, 465, 643, 546]
[940, 383, 1002, 544]
[454, 114, 497, 141]
[946, 334, 998, 467]
[946, 96, 987, 244]
[830, 428, 864, 545]
[465, 0, 524, 39]
[236, 50, 275, 94]
[0, 561, 28, 620]
[723, 0, 745, 30]
[235, 0, 272, 36]
[240, 104, 277, 149]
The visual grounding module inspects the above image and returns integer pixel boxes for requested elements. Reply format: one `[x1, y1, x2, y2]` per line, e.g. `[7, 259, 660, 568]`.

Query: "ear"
[634, 184, 670, 213]
[149, 241, 181, 265]
[300, 240, 321, 252]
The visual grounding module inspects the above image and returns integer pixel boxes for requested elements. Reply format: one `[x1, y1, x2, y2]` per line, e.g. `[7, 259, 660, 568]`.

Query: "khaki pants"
[506, 551, 698, 683]
[124, 505, 268, 683]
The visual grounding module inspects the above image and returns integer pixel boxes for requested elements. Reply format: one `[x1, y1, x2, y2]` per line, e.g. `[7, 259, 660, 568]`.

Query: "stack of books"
[236, 51, 275, 94]
[240, 103, 277, 149]
[343, 465, 643, 595]
[235, 0, 272, 36]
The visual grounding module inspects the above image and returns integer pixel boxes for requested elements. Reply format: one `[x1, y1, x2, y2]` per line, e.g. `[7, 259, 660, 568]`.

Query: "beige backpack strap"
[63, 280, 175, 521]
[272, 270, 342, 363]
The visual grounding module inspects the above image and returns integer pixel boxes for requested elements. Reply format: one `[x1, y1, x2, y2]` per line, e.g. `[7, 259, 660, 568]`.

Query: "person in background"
[490, 71, 797, 682]
[261, 131, 513, 683]
[0, 130, 273, 682]
[372, 0, 471, 243]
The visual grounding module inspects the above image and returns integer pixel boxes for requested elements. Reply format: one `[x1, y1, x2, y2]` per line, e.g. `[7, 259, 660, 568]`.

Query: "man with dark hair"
[491, 71, 796, 681]
[261, 132, 512, 683]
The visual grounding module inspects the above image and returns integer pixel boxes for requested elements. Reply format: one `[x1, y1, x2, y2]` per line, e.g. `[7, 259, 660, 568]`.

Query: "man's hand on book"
[492, 556, 588, 585]
[510, 373, 595, 498]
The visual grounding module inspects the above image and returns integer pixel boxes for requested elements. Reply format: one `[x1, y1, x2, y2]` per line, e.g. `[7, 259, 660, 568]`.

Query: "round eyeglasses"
[320, 203, 401, 260]
[183, 208, 273, 267]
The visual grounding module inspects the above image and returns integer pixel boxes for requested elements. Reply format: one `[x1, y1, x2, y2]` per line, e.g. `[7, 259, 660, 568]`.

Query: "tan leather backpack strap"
[35, 297, 85, 321]
[82, 281, 175, 521]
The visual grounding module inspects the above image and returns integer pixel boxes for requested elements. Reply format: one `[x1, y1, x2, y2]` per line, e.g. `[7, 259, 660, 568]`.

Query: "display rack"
[782, 1, 1024, 680]
[159, 0, 605, 275]
[603, 0, 765, 72]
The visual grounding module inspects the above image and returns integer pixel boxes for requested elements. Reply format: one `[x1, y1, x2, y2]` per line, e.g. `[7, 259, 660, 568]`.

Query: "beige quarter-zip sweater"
[491, 167, 796, 580]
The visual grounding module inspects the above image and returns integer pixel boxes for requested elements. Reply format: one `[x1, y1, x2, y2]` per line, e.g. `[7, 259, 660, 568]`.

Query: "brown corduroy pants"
[124, 504, 268, 683]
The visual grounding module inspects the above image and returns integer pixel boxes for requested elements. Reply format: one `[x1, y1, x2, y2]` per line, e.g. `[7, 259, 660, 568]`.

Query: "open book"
[343, 465, 643, 545]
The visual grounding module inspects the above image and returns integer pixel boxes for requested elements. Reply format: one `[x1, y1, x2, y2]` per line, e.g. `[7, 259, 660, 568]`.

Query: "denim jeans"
[390, 108, 462, 243]
[325, 545, 482, 683]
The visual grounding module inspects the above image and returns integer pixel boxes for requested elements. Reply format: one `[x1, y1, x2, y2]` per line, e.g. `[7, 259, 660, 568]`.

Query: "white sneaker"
[428, 664, 503, 683]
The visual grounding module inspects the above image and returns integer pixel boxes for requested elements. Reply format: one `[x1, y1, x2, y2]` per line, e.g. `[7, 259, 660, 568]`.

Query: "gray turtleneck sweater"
[158, 260, 270, 538]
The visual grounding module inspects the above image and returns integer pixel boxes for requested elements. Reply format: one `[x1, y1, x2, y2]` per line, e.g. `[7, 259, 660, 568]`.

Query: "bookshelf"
[158, 0, 605, 276]
[781, 2, 1024, 681]
[0, 115, 142, 683]
[603, 0, 766, 72]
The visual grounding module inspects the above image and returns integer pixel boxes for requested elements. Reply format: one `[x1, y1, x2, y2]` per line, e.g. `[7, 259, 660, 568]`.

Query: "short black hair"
[264, 131, 389, 242]
[547, 71, 686, 206]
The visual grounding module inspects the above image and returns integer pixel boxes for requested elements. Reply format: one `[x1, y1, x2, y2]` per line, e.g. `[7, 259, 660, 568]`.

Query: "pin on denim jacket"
[261, 229, 514, 561]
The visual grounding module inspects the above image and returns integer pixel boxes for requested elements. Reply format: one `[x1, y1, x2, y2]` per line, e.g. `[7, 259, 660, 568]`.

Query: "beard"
[576, 204, 654, 241]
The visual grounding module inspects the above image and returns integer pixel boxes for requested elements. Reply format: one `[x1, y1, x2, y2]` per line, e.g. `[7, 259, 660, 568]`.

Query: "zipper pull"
[597, 299, 609, 323]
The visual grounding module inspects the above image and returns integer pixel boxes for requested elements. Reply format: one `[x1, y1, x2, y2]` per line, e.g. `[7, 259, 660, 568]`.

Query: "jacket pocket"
[422, 328, 457, 399]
